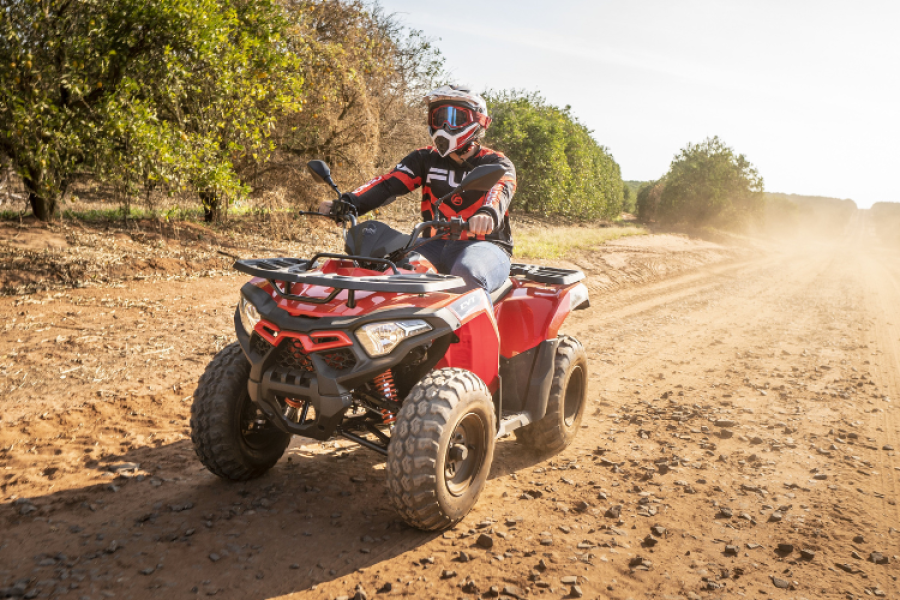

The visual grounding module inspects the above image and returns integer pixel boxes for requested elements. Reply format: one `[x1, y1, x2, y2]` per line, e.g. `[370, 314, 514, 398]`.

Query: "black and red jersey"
[345, 145, 517, 254]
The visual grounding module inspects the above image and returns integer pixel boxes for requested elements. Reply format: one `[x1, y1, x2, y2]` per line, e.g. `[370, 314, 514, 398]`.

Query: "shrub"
[657, 136, 764, 227]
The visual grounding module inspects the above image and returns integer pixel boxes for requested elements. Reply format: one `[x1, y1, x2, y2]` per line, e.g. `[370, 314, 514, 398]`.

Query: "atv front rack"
[510, 263, 585, 285]
[233, 255, 464, 293]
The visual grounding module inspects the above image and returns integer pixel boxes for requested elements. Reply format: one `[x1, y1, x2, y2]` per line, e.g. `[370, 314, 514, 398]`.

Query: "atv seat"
[490, 278, 515, 305]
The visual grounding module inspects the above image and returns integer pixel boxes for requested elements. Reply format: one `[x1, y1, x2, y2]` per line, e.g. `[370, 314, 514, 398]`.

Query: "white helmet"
[425, 85, 491, 157]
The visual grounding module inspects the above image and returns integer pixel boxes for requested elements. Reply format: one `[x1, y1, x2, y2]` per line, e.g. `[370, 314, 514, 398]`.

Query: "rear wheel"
[191, 342, 291, 480]
[386, 368, 496, 531]
[516, 335, 588, 453]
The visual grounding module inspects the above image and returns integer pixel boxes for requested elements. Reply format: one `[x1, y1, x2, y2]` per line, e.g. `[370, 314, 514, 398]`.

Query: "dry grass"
[514, 224, 646, 259]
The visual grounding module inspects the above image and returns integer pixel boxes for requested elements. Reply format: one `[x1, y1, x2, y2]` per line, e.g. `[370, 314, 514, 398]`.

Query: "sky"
[376, 0, 900, 208]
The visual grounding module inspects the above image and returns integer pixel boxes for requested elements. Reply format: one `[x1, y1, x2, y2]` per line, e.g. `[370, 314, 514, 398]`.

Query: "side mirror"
[431, 164, 508, 214]
[307, 160, 332, 185]
[307, 160, 341, 198]
[455, 164, 506, 193]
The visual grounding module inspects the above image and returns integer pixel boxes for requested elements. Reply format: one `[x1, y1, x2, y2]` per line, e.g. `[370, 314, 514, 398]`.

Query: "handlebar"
[300, 207, 471, 255]
[406, 218, 469, 250]
[298, 199, 358, 227]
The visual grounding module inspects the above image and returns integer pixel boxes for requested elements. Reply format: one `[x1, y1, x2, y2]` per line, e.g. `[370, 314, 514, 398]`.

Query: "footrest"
[496, 412, 532, 438]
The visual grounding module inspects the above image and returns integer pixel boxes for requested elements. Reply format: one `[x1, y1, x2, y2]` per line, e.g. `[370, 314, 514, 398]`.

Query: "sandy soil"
[1, 213, 898, 600]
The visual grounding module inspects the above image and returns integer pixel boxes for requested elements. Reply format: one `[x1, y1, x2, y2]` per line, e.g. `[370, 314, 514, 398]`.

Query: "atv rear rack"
[510, 263, 585, 285]
[233, 255, 465, 294]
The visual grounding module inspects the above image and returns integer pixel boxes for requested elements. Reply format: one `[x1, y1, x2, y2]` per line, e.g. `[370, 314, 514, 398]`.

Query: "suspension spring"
[373, 369, 398, 423]
[283, 397, 309, 424]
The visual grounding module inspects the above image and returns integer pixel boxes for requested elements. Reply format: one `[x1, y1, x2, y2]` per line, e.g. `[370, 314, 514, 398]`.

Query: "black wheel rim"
[238, 391, 278, 451]
[563, 365, 585, 427]
[444, 412, 487, 497]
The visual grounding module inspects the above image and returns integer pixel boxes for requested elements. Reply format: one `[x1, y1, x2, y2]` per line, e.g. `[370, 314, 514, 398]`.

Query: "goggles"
[430, 104, 490, 131]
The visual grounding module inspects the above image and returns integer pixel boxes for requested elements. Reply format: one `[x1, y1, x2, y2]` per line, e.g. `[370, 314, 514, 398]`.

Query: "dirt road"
[1, 215, 898, 600]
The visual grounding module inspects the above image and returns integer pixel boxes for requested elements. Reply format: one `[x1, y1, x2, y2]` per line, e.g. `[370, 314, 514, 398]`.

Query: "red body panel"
[408, 256, 438, 274]
[435, 290, 500, 392]
[493, 278, 578, 359]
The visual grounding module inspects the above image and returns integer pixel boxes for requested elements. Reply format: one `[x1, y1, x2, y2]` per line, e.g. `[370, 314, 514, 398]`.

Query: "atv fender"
[494, 279, 584, 423]
[522, 337, 560, 420]
[434, 289, 501, 393]
[494, 279, 581, 359]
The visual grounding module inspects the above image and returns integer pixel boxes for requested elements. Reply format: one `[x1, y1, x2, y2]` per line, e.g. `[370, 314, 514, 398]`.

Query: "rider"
[319, 85, 516, 294]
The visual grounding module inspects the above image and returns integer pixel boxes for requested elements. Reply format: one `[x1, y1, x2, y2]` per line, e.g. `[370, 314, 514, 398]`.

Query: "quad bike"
[190, 160, 591, 531]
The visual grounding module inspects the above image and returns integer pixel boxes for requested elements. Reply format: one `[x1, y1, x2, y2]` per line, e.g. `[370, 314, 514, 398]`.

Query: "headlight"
[239, 295, 261, 336]
[569, 282, 590, 310]
[356, 320, 432, 357]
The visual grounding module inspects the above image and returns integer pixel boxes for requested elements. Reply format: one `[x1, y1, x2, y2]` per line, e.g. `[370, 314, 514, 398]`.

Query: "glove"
[330, 194, 358, 221]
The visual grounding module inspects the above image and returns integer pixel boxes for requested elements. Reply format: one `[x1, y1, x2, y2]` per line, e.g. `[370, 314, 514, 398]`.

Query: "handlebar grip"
[430, 219, 469, 229]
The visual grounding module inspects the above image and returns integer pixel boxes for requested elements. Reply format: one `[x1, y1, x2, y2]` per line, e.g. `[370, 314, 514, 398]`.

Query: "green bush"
[483, 91, 623, 219]
[656, 136, 764, 226]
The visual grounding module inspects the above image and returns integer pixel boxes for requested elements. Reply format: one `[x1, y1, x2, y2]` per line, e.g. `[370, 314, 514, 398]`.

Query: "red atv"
[190, 160, 590, 530]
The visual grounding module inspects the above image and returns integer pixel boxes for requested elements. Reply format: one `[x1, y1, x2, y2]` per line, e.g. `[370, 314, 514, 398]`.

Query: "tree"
[622, 182, 634, 214]
[636, 179, 665, 223]
[0, 0, 301, 221]
[483, 91, 623, 219]
[657, 136, 764, 226]
[249, 0, 444, 209]
[622, 180, 647, 214]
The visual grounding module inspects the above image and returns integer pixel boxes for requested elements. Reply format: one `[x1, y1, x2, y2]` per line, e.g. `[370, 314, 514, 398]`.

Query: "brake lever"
[297, 205, 357, 227]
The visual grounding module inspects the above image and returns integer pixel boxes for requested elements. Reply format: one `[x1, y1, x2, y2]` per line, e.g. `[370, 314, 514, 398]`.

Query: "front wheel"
[516, 335, 588, 453]
[190, 342, 291, 480]
[386, 368, 496, 531]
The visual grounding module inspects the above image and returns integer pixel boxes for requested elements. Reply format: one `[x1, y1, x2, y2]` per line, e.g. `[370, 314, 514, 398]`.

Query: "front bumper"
[236, 282, 459, 440]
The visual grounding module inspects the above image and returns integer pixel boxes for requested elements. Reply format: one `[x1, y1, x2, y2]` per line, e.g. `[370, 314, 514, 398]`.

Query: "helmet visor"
[430, 105, 476, 131]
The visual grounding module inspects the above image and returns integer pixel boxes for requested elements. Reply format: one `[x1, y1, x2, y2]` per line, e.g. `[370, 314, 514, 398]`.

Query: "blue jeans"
[415, 239, 511, 294]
